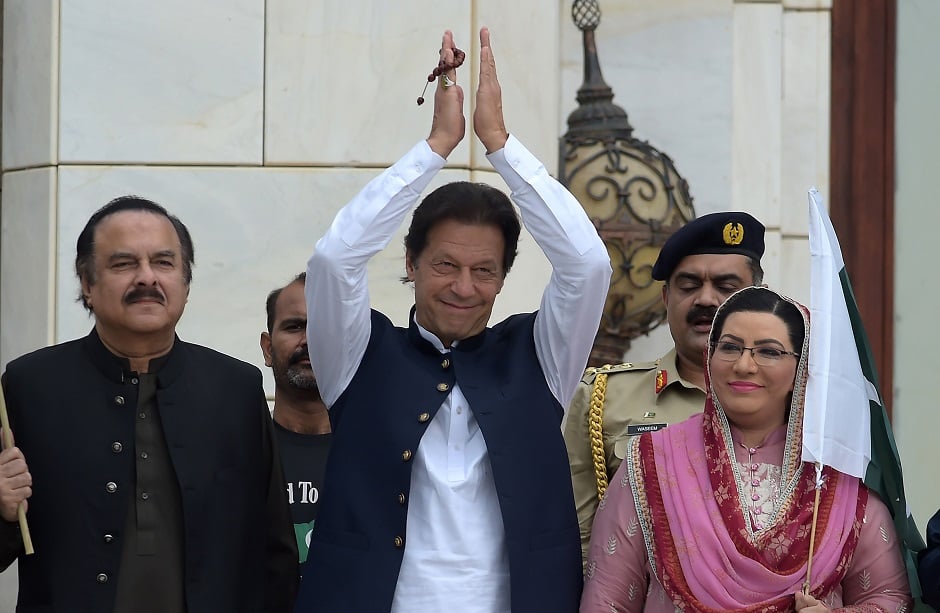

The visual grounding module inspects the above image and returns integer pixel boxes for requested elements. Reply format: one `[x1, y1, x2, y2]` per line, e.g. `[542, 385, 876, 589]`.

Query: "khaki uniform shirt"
[563, 347, 705, 564]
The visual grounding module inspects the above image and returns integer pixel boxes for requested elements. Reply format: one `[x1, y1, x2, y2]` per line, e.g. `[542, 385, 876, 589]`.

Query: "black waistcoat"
[298, 309, 582, 612]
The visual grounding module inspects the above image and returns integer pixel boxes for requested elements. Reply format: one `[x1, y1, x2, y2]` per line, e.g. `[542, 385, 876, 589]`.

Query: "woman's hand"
[795, 590, 830, 612]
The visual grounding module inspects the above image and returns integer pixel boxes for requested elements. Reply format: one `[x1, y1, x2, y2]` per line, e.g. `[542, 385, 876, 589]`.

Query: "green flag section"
[807, 189, 927, 609]
[842, 267, 928, 608]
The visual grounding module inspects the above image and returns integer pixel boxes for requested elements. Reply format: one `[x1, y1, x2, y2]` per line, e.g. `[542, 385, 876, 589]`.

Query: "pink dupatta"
[625, 289, 865, 612]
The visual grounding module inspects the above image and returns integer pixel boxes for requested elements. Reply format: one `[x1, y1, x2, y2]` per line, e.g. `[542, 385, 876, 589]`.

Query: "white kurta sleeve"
[306, 141, 446, 407]
[487, 135, 611, 409]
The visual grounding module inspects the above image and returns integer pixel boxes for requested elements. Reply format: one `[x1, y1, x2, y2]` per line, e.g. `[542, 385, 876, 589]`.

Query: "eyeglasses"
[711, 341, 799, 367]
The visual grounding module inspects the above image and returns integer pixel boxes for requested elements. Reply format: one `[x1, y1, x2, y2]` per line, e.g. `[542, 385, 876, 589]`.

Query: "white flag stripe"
[803, 188, 872, 479]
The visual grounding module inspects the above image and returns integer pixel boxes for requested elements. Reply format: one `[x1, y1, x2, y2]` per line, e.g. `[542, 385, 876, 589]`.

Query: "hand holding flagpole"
[802, 463, 824, 594]
[0, 385, 34, 555]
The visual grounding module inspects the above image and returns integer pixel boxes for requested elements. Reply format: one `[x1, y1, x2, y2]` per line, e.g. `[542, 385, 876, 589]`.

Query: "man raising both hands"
[294, 28, 611, 613]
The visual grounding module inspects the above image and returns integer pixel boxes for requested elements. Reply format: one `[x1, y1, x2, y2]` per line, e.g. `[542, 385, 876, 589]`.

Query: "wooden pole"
[0, 385, 34, 555]
[803, 462, 823, 594]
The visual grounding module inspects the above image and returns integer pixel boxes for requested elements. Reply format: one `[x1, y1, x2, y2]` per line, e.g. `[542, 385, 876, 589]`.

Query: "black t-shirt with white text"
[273, 421, 331, 564]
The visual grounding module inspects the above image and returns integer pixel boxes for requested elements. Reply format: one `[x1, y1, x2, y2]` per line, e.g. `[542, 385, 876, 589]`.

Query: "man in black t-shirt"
[261, 273, 331, 565]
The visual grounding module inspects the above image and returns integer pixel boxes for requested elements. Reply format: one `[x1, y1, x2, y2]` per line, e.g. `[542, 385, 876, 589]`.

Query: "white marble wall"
[59, 0, 265, 164]
[894, 0, 940, 540]
[1, 0, 57, 170]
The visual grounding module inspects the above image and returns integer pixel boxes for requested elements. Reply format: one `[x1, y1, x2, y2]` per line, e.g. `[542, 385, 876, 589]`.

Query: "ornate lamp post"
[560, 0, 696, 367]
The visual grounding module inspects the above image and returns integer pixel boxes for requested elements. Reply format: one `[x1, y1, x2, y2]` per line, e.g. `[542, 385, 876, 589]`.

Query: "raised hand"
[426, 30, 466, 159]
[473, 27, 508, 154]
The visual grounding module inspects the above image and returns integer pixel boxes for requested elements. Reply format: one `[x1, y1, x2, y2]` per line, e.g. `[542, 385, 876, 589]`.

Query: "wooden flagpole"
[0, 385, 34, 555]
[803, 462, 823, 594]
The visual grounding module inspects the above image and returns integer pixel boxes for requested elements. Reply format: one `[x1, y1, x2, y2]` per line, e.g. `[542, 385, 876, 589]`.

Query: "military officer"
[564, 211, 766, 563]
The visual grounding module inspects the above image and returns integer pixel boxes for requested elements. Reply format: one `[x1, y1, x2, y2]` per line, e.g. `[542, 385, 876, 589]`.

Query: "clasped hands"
[426, 27, 508, 159]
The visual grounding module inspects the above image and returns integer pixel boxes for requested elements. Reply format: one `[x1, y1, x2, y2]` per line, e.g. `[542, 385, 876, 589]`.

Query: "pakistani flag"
[805, 188, 927, 607]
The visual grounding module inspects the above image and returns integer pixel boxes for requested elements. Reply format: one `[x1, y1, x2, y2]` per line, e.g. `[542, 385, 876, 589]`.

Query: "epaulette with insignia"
[581, 360, 660, 384]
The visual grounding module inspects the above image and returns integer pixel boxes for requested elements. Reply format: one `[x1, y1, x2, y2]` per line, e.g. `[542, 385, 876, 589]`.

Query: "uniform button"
[436, 382, 449, 392]
[113, 395, 125, 406]
[140, 451, 149, 459]
[141, 492, 150, 501]
[130, 377, 139, 385]
[96, 573, 109, 583]
[103, 534, 114, 543]
[138, 412, 146, 420]
[418, 412, 430, 423]
[398, 492, 406, 505]
[393, 536, 404, 548]
[106, 482, 118, 493]
[401, 450, 413, 462]
[441, 358, 450, 369]
[111, 442, 123, 453]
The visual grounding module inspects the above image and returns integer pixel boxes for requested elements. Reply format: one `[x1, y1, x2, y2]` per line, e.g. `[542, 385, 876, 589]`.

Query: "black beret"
[651, 211, 765, 281]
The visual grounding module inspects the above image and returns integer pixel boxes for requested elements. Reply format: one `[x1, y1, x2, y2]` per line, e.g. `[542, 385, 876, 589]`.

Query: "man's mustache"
[288, 347, 310, 366]
[124, 287, 165, 305]
[686, 305, 716, 325]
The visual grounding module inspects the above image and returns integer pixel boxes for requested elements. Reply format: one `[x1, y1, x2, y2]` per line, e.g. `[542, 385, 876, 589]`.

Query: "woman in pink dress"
[580, 286, 912, 612]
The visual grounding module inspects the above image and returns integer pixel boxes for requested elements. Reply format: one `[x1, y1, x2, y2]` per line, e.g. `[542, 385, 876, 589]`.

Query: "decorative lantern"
[560, 0, 696, 367]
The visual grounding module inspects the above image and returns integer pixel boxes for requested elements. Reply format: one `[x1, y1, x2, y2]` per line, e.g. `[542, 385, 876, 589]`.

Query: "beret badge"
[722, 222, 745, 246]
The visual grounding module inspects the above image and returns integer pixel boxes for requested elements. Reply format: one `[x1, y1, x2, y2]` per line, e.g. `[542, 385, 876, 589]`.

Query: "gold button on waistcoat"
[111, 442, 123, 453]
[418, 412, 430, 423]
[105, 481, 118, 493]
[398, 492, 406, 505]
[96, 573, 109, 583]
[113, 395, 125, 406]
[393, 536, 404, 548]
[441, 358, 450, 369]
[401, 450, 413, 462]
[436, 383, 449, 392]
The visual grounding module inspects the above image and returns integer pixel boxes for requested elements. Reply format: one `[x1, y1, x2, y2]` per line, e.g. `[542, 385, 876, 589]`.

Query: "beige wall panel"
[469, 3, 560, 169]
[1, 0, 57, 171]
[782, 0, 831, 9]
[264, 0, 471, 167]
[1, 167, 57, 368]
[58, 0, 265, 164]
[777, 235, 811, 306]
[731, 2, 782, 226]
[561, 0, 733, 215]
[780, 9, 829, 236]
[893, 0, 940, 531]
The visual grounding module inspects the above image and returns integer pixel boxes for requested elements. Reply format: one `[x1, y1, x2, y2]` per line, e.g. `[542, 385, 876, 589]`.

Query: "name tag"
[627, 423, 667, 435]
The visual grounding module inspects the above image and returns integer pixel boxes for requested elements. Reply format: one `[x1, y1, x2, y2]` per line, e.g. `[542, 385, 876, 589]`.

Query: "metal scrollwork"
[560, 2, 695, 366]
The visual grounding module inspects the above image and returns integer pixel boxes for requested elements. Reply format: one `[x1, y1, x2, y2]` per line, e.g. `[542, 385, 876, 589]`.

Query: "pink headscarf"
[625, 287, 865, 611]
